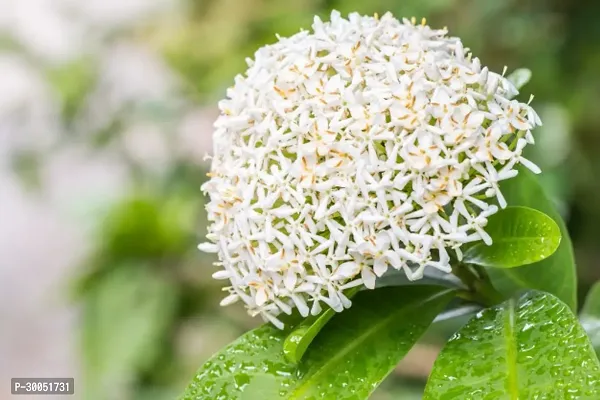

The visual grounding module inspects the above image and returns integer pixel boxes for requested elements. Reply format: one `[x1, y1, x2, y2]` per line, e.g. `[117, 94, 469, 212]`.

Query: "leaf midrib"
[472, 235, 560, 245]
[503, 299, 519, 399]
[288, 289, 452, 399]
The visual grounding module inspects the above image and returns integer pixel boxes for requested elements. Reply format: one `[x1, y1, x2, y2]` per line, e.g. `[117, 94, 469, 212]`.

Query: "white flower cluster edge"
[199, 11, 542, 328]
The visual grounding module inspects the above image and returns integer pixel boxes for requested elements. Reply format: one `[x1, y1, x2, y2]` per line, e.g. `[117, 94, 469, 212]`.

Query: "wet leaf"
[426, 304, 482, 342]
[282, 308, 338, 364]
[283, 287, 361, 363]
[181, 286, 454, 400]
[424, 291, 600, 399]
[463, 206, 561, 268]
[487, 168, 577, 309]
[580, 282, 600, 356]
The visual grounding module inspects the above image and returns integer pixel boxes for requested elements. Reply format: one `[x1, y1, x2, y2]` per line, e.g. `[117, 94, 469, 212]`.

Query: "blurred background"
[1, 0, 599, 399]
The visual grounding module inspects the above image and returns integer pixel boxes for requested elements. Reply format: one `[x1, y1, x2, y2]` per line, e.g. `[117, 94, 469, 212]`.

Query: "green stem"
[453, 263, 504, 307]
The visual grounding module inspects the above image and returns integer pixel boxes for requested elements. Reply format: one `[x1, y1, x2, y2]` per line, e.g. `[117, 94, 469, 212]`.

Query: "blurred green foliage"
[5, 0, 597, 398]
[81, 264, 178, 399]
[46, 58, 98, 121]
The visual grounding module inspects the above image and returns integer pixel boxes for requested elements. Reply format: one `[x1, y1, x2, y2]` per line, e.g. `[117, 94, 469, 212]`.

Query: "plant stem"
[453, 263, 504, 307]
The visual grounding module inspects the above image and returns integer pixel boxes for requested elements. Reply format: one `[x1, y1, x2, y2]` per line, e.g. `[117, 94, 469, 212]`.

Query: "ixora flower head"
[199, 11, 542, 328]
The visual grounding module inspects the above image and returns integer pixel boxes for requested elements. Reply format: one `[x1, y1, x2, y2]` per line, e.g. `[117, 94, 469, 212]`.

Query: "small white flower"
[200, 11, 542, 327]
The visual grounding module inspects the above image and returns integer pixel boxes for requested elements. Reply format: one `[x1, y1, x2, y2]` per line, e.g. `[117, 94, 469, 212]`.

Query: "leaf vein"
[503, 298, 519, 400]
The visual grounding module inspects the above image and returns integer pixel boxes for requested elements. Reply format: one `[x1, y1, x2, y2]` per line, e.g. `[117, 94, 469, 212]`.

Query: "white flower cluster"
[199, 11, 542, 328]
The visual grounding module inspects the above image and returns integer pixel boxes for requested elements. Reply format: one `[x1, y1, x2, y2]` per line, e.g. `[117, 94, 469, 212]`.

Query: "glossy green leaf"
[487, 168, 577, 309]
[426, 304, 482, 343]
[283, 286, 361, 363]
[582, 282, 600, 317]
[425, 291, 600, 399]
[507, 68, 532, 91]
[580, 282, 600, 356]
[282, 307, 338, 364]
[463, 206, 561, 269]
[181, 286, 454, 400]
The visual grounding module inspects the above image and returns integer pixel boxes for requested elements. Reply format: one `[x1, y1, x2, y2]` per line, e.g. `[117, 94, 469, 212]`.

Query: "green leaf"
[507, 68, 532, 91]
[375, 267, 464, 290]
[425, 304, 482, 343]
[282, 306, 338, 364]
[82, 266, 178, 399]
[487, 168, 577, 309]
[581, 282, 600, 356]
[424, 291, 600, 399]
[181, 286, 454, 400]
[283, 287, 361, 363]
[582, 282, 600, 317]
[463, 206, 561, 269]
